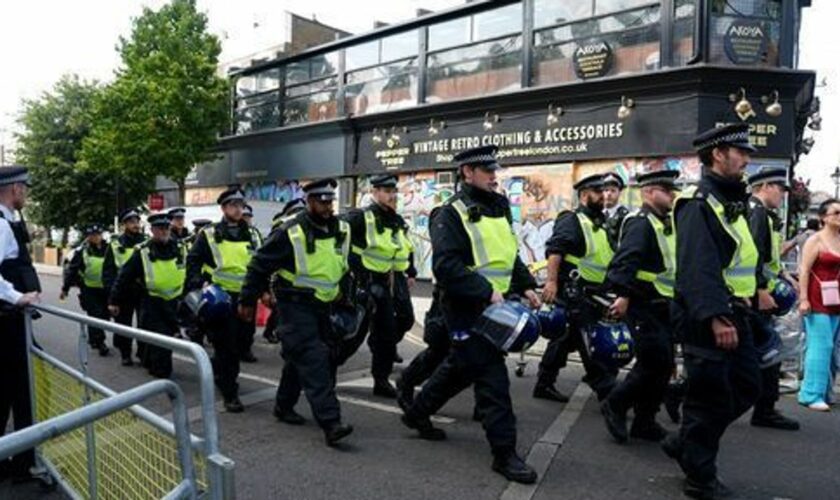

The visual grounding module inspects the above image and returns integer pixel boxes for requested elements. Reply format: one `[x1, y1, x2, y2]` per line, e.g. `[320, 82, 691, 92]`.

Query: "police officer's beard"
[585, 199, 604, 213]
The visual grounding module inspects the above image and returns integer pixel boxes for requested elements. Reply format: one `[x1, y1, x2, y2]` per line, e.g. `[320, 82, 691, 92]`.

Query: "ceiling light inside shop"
[546, 104, 563, 126]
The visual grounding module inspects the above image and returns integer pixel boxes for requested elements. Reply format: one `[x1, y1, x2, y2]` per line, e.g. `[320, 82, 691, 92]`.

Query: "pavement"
[2, 268, 839, 499]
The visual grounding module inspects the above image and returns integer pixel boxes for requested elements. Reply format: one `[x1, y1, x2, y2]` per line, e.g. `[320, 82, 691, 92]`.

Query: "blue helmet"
[771, 277, 797, 316]
[473, 301, 541, 353]
[536, 305, 567, 340]
[581, 320, 635, 369]
[199, 284, 232, 322]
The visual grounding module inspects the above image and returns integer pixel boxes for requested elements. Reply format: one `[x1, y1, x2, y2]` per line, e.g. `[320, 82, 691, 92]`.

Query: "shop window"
[282, 52, 340, 125]
[532, 4, 661, 86]
[672, 0, 696, 66]
[345, 30, 419, 116]
[425, 4, 524, 104]
[426, 35, 523, 103]
[709, 0, 781, 67]
[534, 1, 592, 29]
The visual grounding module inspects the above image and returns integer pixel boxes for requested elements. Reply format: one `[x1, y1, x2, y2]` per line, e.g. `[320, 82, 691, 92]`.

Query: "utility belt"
[274, 288, 329, 310]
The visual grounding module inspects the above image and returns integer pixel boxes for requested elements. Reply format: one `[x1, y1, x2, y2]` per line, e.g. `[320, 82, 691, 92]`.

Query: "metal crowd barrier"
[0, 380, 197, 499]
[21, 303, 236, 499]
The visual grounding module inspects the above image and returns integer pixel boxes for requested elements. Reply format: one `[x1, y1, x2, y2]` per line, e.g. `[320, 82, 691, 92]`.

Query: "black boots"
[491, 452, 538, 484]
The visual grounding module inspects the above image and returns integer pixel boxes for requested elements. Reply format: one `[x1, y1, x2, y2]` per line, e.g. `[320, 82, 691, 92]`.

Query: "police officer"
[239, 202, 262, 362]
[537, 173, 617, 402]
[60, 224, 110, 356]
[186, 187, 258, 412]
[343, 174, 416, 397]
[401, 145, 540, 484]
[600, 170, 680, 444]
[662, 124, 763, 499]
[262, 198, 307, 345]
[0, 166, 40, 480]
[168, 207, 190, 242]
[103, 207, 147, 366]
[238, 178, 354, 447]
[603, 172, 629, 250]
[746, 167, 799, 430]
[109, 213, 184, 378]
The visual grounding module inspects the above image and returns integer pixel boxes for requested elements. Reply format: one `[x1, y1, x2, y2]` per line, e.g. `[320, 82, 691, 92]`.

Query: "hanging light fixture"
[371, 128, 382, 144]
[389, 126, 401, 144]
[761, 90, 783, 117]
[617, 96, 635, 119]
[483, 112, 499, 131]
[729, 88, 755, 120]
[546, 104, 563, 126]
[801, 136, 815, 155]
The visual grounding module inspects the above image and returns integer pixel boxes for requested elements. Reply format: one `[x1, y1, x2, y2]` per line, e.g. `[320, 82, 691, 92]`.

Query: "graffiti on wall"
[242, 180, 306, 204]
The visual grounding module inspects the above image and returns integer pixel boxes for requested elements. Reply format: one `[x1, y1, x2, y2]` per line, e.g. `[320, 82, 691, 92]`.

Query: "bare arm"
[798, 233, 820, 313]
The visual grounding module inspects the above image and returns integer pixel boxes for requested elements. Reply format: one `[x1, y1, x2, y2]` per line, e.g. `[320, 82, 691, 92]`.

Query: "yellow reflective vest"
[353, 208, 414, 273]
[276, 220, 351, 303]
[138, 243, 186, 301]
[563, 212, 614, 284]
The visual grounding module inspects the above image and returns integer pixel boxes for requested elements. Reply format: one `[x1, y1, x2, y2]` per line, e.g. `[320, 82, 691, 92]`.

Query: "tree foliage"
[15, 75, 148, 239]
[80, 0, 229, 201]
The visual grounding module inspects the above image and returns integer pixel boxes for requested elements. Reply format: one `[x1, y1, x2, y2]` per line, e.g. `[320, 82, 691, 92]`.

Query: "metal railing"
[0, 380, 197, 499]
[23, 303, 236, 499]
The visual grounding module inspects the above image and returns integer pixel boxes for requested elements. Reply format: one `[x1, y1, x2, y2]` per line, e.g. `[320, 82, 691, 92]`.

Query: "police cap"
[370, 174, 398, 188]
[602, 172, 625, 190]
[574, 173, 605, 192]
[192, 218, 212, 229]
[692, 123, 756, 153]
[243, 204, 254, 217]
[217, 187, 246, 206]
[748, 167, 788, 190]
[453, 145, 500, 170]
[119, 208, 142, 223]
[83, 224, 104, 236]
[303, 178, 337, 201]
[635, 170, 681, 191]
[167, 207, 186, 218]
[0, 165, 30, 187]
[147, 212, 171, 227]
[280, 198, 306, 217]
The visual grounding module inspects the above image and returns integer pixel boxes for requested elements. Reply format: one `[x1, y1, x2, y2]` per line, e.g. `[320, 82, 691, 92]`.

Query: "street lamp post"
[832, 167, 840, 199]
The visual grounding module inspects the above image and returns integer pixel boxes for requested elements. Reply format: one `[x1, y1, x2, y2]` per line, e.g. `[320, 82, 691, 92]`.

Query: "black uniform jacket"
[344, 202, 417, 279]
[674, 170, 749, 327]
[239, 211, 349, 308]
[430, 183, 536, 332]
[606, 205, 670, 302]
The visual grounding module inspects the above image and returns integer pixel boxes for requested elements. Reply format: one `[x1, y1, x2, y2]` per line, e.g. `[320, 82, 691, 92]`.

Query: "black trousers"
[342, 273, 414, 379]
[79, 287, 109, 347]
[273, 300, 341, 428]
[409, 335, 517, 456]
[676, 315, 761, 483]
[237, 313, 257, 356]
[749, 313, 781, 415]
[113, 299, 139, 359]
[207, 292, 249, 400]
[537, 306, 618, 400]
[138, 298, 179, 378]
[0, 311, 35, 473]
[401, 293, 450, 390]
[606, 302, 673, 422]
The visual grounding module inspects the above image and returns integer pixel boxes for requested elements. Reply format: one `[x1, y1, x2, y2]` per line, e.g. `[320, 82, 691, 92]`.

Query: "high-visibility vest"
[204, 225, 256, 293]
[450, 198, 518, 294]
[250, 226, 264, 247]
[81, 245, 105, 289]
[138, 244, 185, 300]
[110, 237, 143, 269]
[277, 220, 350, 303]
[353, 209, 414, 273]
[563, 212, 613, 284]
[630, 211, 676, 298]
[676, 186, 758, 298]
